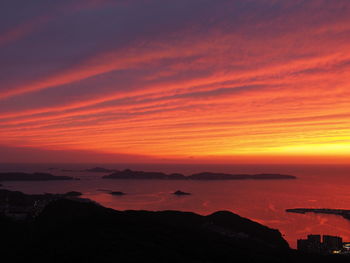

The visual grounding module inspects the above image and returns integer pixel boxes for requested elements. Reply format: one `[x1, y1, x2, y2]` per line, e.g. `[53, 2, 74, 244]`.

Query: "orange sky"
[0, 0, 349, 164]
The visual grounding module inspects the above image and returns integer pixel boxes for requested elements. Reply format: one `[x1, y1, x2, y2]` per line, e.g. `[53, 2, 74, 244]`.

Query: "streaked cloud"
[1, 0, 350, 163]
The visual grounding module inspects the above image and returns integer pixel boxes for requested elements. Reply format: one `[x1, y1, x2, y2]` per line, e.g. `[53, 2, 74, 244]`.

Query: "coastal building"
[297, 234, 344, 254]
[297, 235, 322, 253]
[323, 235, 343, 253]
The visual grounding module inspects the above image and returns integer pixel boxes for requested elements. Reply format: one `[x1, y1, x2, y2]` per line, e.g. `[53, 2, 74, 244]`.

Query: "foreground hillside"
[0, 192, 348, 262]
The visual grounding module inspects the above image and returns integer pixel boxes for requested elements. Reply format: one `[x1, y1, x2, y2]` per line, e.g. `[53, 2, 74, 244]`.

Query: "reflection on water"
[0, 163, 350, 248]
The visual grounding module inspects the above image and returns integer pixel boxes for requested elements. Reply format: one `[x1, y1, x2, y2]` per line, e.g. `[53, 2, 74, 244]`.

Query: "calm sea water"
[1, 163, 350, 248]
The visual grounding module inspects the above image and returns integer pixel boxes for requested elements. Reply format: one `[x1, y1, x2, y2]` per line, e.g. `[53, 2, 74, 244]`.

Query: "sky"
[0, 0, 350, 164]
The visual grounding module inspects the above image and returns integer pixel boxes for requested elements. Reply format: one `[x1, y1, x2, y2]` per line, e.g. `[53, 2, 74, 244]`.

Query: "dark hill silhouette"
[0, 189, 347, 262]
[0, 189, 83, 207]
[64, 191, 82, 197]
[30, 199, 291, 263]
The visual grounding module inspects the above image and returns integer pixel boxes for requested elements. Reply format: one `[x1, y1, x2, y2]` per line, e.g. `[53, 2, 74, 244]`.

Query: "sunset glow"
[1, 0, 350, 163]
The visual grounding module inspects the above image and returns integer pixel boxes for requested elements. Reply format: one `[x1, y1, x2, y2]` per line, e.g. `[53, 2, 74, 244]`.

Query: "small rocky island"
[0, 172, 74, 181]
[102, 169, 296, 180]
[173, 190, 191, 195]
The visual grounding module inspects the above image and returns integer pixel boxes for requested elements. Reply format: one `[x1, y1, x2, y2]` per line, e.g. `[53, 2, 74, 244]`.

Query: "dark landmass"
[102, 169, 296, 180]
[0, 189, 89, 219]
[64, 191, 83, 197]
[0, 189, 348, 262]
[190, 172, 296, 180]
[102, 169, 182, 179]
[173, 190, 191, 195]
[110, 191, 125, 196]
[84, 167, 117, 173]
[61, 167, 116, 173]
[0, 189, 84, 205]
[286, 208, 350, 221]
[0, 172, 74, 181]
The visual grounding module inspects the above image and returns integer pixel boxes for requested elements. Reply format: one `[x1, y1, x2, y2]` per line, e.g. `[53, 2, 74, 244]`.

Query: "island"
[286, 208, 350, 220]
[173, 190, 191, 195]
[189, 172, 296, 180]
[102, 169, 296, 180]
[0, 172, 74, 181]
[102, 169, 185, 179]
[84, 167, 117, 173]
[109, 191, 126, 196]
[61, 167, 117, 173]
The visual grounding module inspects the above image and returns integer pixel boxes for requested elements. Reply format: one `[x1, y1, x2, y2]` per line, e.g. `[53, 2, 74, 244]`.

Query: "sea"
[1, 163, 350, 248]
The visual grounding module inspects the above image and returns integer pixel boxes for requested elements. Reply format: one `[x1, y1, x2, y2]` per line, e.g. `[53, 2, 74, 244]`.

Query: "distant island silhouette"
[102, 169, 296, 180]
[173, 190, 191, 195]
[0, 172, 75, 181]
[84, 167, 117, 173]
[109, 191, 126, 196]
[61, 167, 117, 173]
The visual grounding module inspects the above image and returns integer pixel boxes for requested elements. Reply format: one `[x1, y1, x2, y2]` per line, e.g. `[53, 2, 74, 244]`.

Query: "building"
[297, 234, 343, 254]
[323, 235, 343, 253]
[297, 234, 322, 253]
